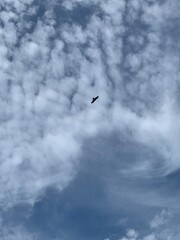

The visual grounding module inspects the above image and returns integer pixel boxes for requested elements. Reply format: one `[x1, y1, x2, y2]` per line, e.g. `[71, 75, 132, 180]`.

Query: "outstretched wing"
[91, 96, 99, 104]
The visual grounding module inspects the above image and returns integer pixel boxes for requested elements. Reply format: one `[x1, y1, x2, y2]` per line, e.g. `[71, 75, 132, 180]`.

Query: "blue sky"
[0, 0, 180, 239]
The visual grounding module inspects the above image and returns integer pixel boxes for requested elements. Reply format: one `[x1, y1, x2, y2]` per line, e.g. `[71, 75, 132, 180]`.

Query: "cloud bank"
[0, 0, 180, 220]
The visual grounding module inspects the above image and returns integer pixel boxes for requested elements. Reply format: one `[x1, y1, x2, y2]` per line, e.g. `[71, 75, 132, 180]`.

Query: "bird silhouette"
[91, 96, 99, 104]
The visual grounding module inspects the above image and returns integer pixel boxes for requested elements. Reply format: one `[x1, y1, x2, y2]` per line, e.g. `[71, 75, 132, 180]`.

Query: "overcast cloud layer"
[0, 0, 180, 239]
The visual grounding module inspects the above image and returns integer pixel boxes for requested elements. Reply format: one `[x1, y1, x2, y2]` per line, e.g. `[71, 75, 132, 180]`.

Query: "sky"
[0, 0, 180, 239]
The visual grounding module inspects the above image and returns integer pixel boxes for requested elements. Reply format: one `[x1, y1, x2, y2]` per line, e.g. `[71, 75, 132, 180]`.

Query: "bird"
[91, 96, 99, 104]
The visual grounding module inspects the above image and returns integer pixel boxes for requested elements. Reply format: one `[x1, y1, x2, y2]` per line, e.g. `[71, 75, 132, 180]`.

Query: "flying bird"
[91, 96, 99, 104]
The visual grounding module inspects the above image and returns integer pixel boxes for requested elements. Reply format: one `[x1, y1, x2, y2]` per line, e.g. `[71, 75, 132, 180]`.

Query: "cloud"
[0, 227, 39, 240]
[126, 229, 139, 238]
[0, 0, 180, 218]
[0, 214, 39, 240]
[107, 209, 179, 240]
[1, 1, 180, 239]
[150, 209, 172, 229]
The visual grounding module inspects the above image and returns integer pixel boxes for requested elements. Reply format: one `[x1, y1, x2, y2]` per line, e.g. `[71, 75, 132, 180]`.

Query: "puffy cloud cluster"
[0, 0, 180, 213]
[107, 210, 179, 240]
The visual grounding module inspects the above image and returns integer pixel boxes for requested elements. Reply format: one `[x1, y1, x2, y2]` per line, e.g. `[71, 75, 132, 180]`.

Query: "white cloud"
[0, 0, 180, 214]
[107, 209, 180, 240]
[143, 235, 156, 240]
[0, 225, 39, 240]
[1, 0, 180, 239]
[150, 209, 172, 229]
[0, 213, 39, 240]
[126, 229, 139, 238]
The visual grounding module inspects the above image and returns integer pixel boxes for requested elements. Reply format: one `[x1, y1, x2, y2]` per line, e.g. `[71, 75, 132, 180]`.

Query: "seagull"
[91, 96, 99, 104]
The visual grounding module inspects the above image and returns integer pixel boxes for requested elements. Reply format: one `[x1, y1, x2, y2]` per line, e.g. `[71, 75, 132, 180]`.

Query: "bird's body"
[91, 96, 99, 104]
